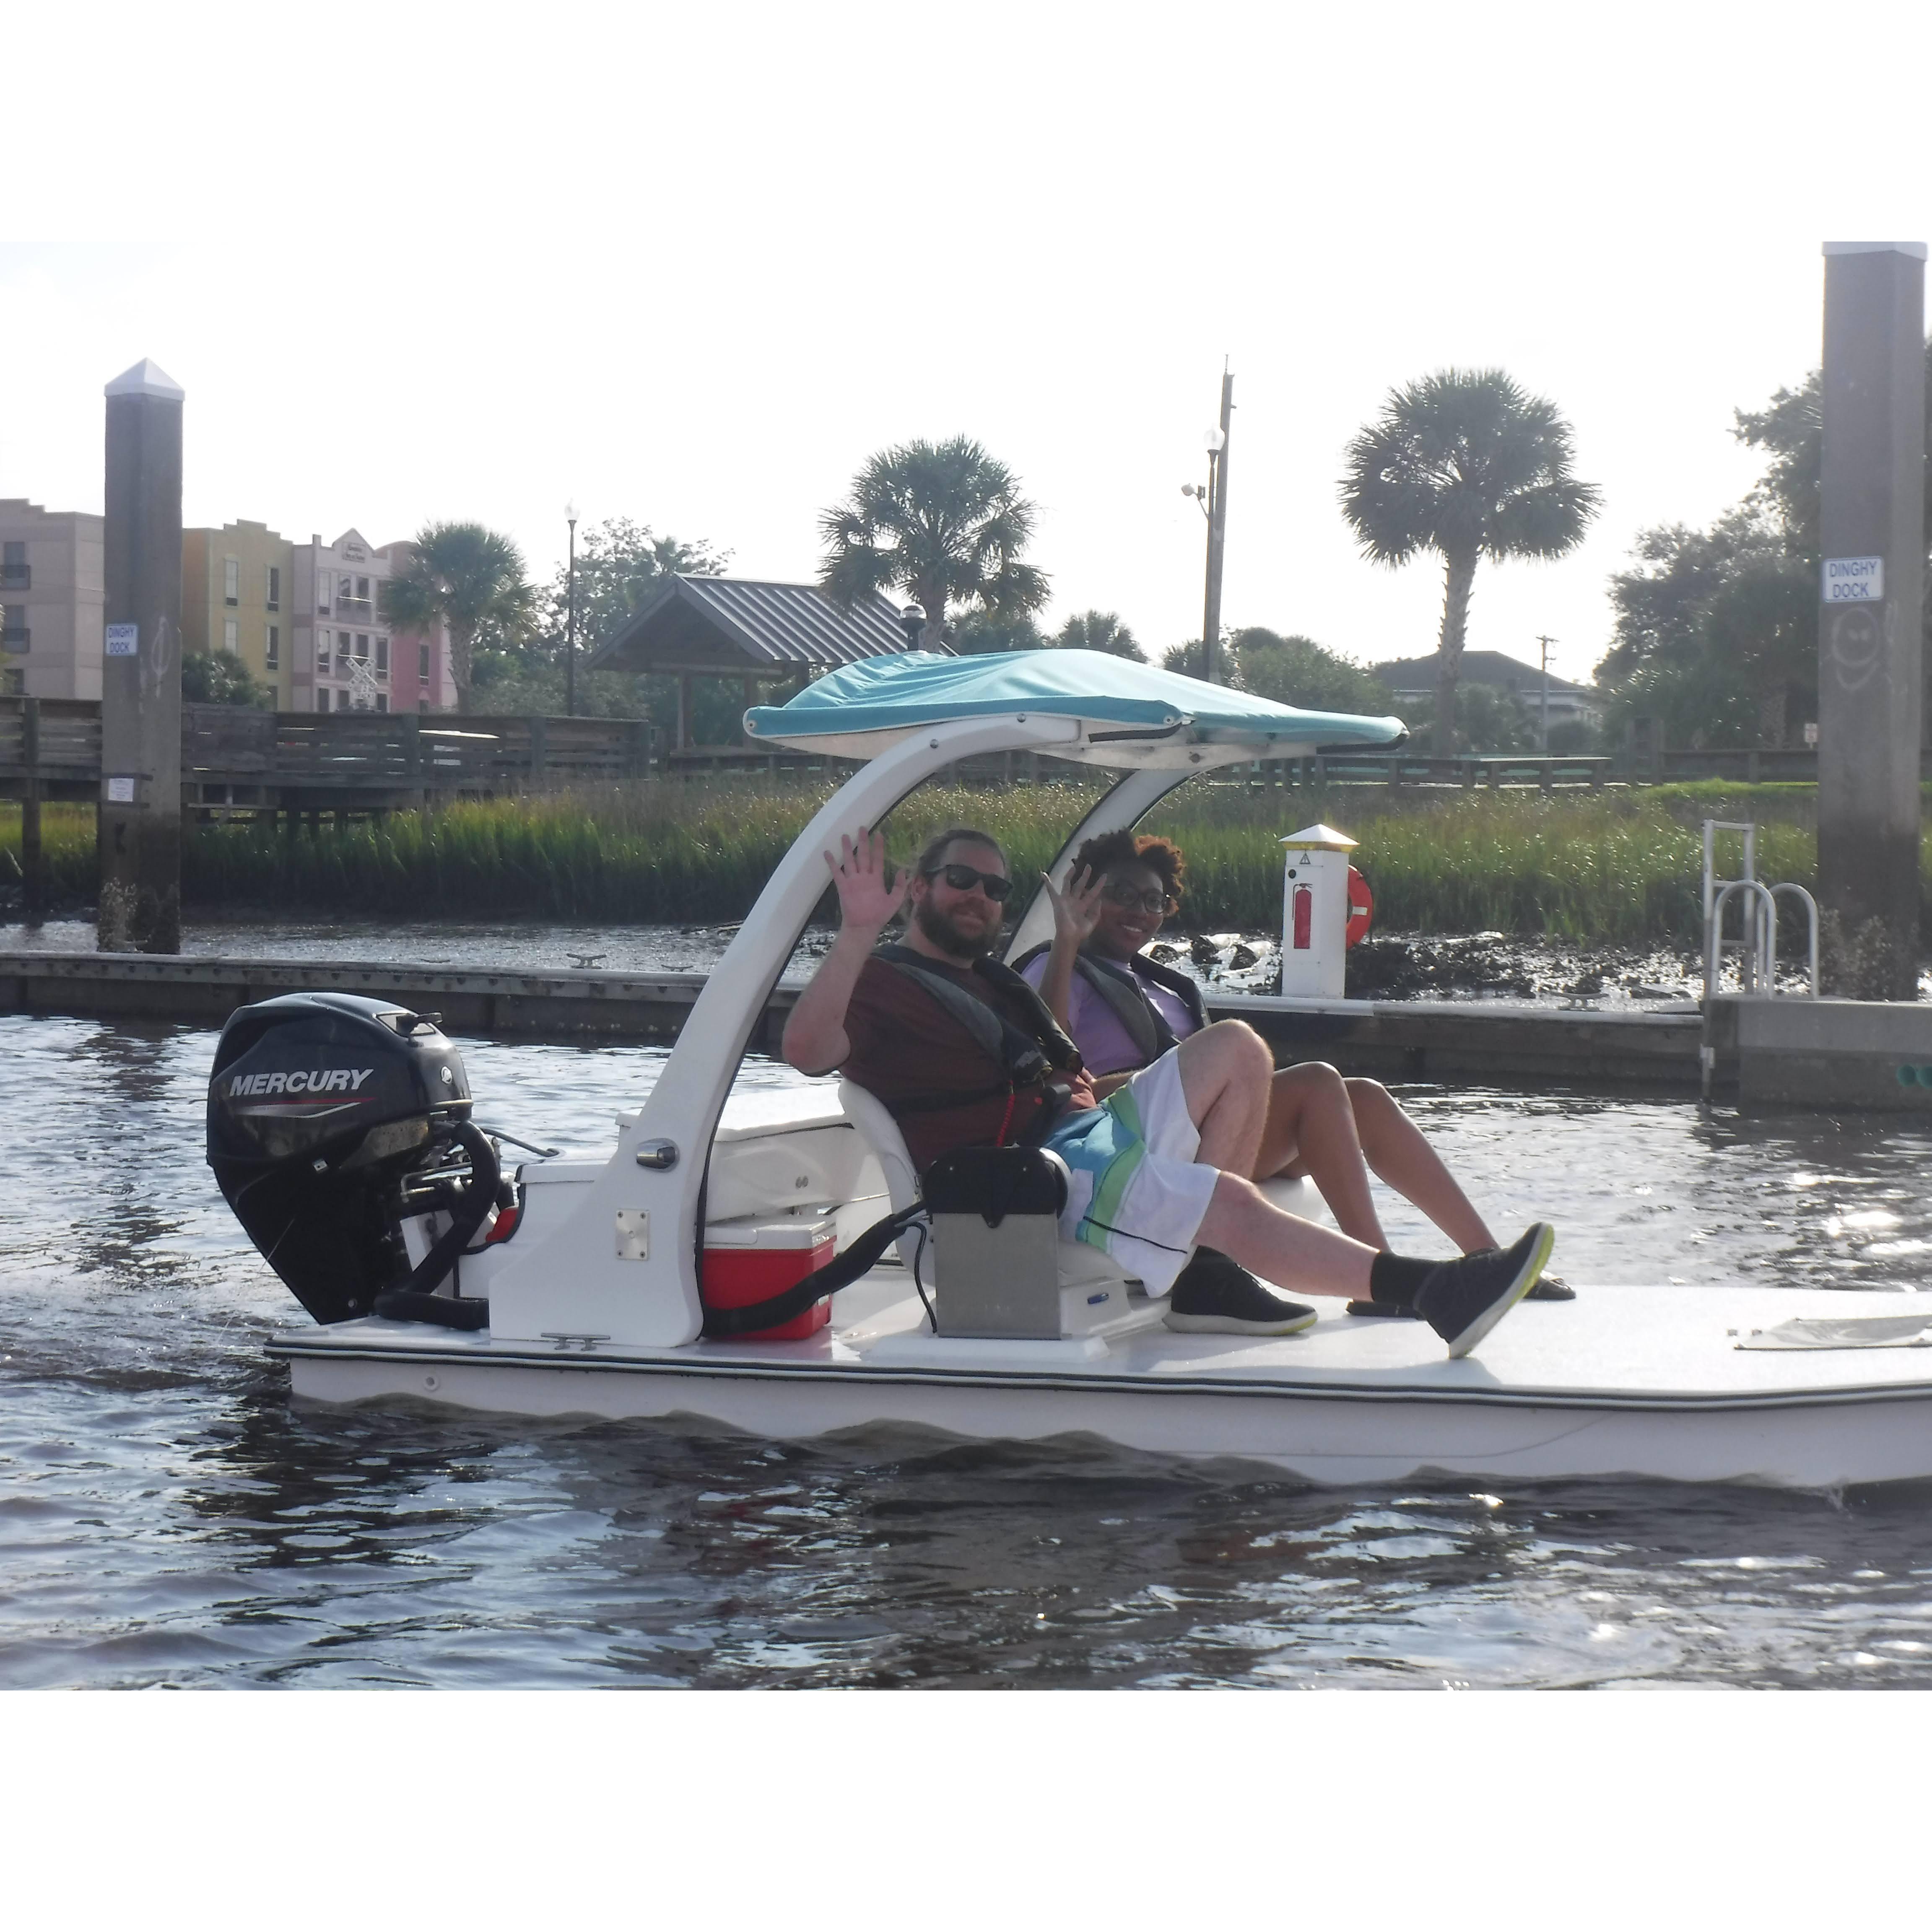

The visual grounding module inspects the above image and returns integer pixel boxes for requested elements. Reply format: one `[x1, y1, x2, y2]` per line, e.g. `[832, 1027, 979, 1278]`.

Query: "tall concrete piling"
[1818, 242, 1927, 999]
[99, 359, 184, 954]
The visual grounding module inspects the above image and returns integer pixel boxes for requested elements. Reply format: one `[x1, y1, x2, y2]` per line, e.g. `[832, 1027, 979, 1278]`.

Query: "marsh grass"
[0, 803, 100, 904]
[0, 781, 1916, 943]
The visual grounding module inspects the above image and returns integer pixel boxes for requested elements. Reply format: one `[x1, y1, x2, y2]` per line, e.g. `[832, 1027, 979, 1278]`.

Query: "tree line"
[187, 352, 1918, 758]
[352, 400, 1590, 752]
[1600, 345, 1932, 753]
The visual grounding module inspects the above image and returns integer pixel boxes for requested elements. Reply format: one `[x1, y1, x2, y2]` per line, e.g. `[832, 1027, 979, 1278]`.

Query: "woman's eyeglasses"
[1104, 880, 1179, 916]
[926, 862, 1013, 902]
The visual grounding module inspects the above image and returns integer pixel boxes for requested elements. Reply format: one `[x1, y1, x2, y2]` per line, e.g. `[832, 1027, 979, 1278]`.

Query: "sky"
[4, 0, 1930, 688]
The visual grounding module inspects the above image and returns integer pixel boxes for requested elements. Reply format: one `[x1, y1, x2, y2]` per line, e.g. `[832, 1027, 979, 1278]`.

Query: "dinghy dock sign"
[1824, 556, 1884, 602]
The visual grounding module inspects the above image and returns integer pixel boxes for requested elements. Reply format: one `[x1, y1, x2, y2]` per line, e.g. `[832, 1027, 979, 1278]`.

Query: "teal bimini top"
[743, 649, 1406, 764]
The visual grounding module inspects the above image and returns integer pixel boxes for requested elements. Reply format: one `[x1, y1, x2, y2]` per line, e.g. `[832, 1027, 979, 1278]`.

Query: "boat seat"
[834, 1081, 1325, 1294]
[835, 1080, 1147, 1296]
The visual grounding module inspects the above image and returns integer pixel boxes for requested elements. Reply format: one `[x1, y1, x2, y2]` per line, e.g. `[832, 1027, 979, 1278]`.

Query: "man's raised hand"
[825, 827, 906, 936]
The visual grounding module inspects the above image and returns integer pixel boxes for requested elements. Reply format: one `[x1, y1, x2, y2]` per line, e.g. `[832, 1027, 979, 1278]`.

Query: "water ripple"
[4, 1010, 1932, 1687]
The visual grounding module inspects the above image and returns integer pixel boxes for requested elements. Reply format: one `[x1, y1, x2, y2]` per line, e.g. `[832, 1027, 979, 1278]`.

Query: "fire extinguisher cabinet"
[1278, 823, 1359, 998]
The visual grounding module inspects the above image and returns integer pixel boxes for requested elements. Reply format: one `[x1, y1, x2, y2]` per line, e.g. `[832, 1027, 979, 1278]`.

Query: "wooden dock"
[3, 696, 1911, 811]
[2, 695, 1758, 813]
[0, 950, 1705, 1088]
[0, 698, 660, 813]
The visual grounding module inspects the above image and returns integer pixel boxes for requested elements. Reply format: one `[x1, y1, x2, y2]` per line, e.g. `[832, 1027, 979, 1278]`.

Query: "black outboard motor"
[207, 992, 499, 1328]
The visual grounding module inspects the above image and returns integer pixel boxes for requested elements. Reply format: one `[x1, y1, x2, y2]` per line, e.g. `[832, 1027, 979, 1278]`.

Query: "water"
[0, 916, 765, 978]
[7, 1006, 1932, 1688]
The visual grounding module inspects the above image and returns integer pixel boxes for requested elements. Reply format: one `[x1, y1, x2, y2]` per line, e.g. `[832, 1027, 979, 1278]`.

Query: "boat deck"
[268, 1278, 1932, 1490]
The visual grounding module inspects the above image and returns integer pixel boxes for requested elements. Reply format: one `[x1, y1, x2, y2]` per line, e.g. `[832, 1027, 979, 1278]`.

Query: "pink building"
[290, 528, 457, 712]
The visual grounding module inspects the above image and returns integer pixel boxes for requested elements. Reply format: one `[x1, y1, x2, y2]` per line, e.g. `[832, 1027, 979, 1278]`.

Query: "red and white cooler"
[701, 1215, 837, 1341]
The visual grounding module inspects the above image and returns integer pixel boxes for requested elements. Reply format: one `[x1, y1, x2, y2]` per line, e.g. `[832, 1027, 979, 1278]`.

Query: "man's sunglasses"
[924, 862, 1013, 902]
[1104, 879, 1180, 916]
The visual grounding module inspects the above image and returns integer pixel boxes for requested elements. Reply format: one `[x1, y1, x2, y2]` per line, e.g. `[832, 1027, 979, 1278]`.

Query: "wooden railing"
[0, 699, 655, 809]
[1287, 751, 1614, 790]
[0, 696, 1909, 804]
[0, 698, 101, 798]
[177, 707, 654, 800]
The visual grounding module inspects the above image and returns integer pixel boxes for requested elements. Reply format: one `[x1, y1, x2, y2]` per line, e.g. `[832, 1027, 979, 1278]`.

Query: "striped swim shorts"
[1041, 1048, 1219, 1296]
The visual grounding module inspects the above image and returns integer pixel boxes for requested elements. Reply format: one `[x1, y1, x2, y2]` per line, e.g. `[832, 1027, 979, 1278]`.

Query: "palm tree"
[1052, 610, 1142, 660]
[818, 436, 1048, 649]
[384, 522, 535, 713]
[1340, 370, 1600, 753]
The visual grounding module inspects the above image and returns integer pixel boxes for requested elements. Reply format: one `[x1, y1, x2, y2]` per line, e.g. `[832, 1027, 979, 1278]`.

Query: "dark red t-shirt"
[839, 954, 1097, 1173]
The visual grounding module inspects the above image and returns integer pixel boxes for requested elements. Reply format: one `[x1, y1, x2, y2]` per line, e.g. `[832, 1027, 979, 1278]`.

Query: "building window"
[419, 698, 429, 714]
[223, 618, 239, 654]
[354, 633, 370, 661]
[356, 576, 370, 601]
[317, 636, 331, 673]
[375, 636, 389, 674]
[418, 642, 431, 681]
[223, 558, 239, 605]
[2, 605, 28, 650]
[266, 566, 280, 612]
[1, 542, 27, 589]
[265, 624, 280, 670]
[376, 694, 389, 713]
[319, 687, 332, 712]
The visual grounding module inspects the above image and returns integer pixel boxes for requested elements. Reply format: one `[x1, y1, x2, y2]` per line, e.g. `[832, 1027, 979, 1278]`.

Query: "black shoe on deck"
[1414, 1224, 1556, 1358]
[1166, 1247, 1319, 1336]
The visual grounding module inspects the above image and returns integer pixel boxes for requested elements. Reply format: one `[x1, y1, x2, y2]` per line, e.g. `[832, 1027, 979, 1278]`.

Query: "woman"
[1021, 829, 1571, 1299]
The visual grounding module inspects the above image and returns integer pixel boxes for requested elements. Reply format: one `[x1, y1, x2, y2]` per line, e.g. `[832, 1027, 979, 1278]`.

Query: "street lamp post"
[564, 501, 579, 718]
[1536, 633, 1555, 753]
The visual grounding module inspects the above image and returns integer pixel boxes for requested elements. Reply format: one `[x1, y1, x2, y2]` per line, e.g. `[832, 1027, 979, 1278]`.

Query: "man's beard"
[914, 895, 997, 960]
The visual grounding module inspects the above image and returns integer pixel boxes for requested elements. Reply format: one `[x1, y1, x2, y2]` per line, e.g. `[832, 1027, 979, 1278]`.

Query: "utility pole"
[1535, 634, 1555, 753]
[99, 358, 184, 955]
[564, 501, 579, 717]
[1817, 241, 1926, 997]
[1200, 364, 1233, 685]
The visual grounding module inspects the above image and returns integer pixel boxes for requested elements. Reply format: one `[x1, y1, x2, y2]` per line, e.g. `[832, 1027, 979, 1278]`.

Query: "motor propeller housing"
[207, 992, 478, 1324]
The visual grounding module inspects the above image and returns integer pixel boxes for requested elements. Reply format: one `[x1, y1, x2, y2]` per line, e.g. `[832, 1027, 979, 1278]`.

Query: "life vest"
[872, 944, 1083, 1145]
[1009, 943, 1207, 1070]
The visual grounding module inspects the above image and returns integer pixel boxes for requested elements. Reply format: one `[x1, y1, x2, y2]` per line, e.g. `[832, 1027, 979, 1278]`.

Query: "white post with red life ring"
[1278, 823, 1369, 998]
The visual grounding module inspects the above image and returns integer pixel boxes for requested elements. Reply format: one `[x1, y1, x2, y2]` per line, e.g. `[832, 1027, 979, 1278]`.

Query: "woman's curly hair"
[1067, 829, 1185, 901]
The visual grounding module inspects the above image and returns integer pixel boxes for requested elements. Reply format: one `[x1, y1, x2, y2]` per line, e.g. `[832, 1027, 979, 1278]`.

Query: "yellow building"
[181, 520, 296, 706]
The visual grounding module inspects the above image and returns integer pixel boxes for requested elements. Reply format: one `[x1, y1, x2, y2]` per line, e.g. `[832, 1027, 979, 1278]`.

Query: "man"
[782, 825, 1553, 1357]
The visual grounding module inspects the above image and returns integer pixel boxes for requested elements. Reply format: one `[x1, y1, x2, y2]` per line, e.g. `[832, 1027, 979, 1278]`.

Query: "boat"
[213, 649, 1932, 1488]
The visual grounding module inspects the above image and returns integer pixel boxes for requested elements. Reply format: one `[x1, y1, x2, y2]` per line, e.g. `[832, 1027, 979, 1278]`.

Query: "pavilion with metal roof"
[588, 576, 930, 755]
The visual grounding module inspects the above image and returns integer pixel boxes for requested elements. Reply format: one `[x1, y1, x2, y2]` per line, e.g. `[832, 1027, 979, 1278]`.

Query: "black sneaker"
[1351, 1256, 1571, 1319]
[1166, 1247, 1319, 1336]
[1414, 1224, 1555, 1358]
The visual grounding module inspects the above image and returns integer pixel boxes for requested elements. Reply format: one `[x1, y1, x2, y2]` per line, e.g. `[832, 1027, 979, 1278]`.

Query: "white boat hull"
[267, 1281, 1932, 1489]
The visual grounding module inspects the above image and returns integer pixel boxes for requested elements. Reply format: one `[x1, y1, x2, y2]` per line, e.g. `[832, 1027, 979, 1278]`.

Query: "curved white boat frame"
[484, 709, 1258, 1351]
[263, 681, 1932, 1488]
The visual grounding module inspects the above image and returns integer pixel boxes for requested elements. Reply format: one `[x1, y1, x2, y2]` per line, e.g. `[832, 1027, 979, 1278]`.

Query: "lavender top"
[1020, 952, 1200, 1077]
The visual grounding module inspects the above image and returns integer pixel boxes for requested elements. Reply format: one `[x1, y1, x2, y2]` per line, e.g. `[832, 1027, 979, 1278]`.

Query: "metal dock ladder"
[1701, 819, 1819, 1097]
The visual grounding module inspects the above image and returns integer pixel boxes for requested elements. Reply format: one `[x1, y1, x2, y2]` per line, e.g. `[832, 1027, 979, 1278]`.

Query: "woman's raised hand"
[825, 827, 906, 935]
[1042, 863, 1106, 950]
